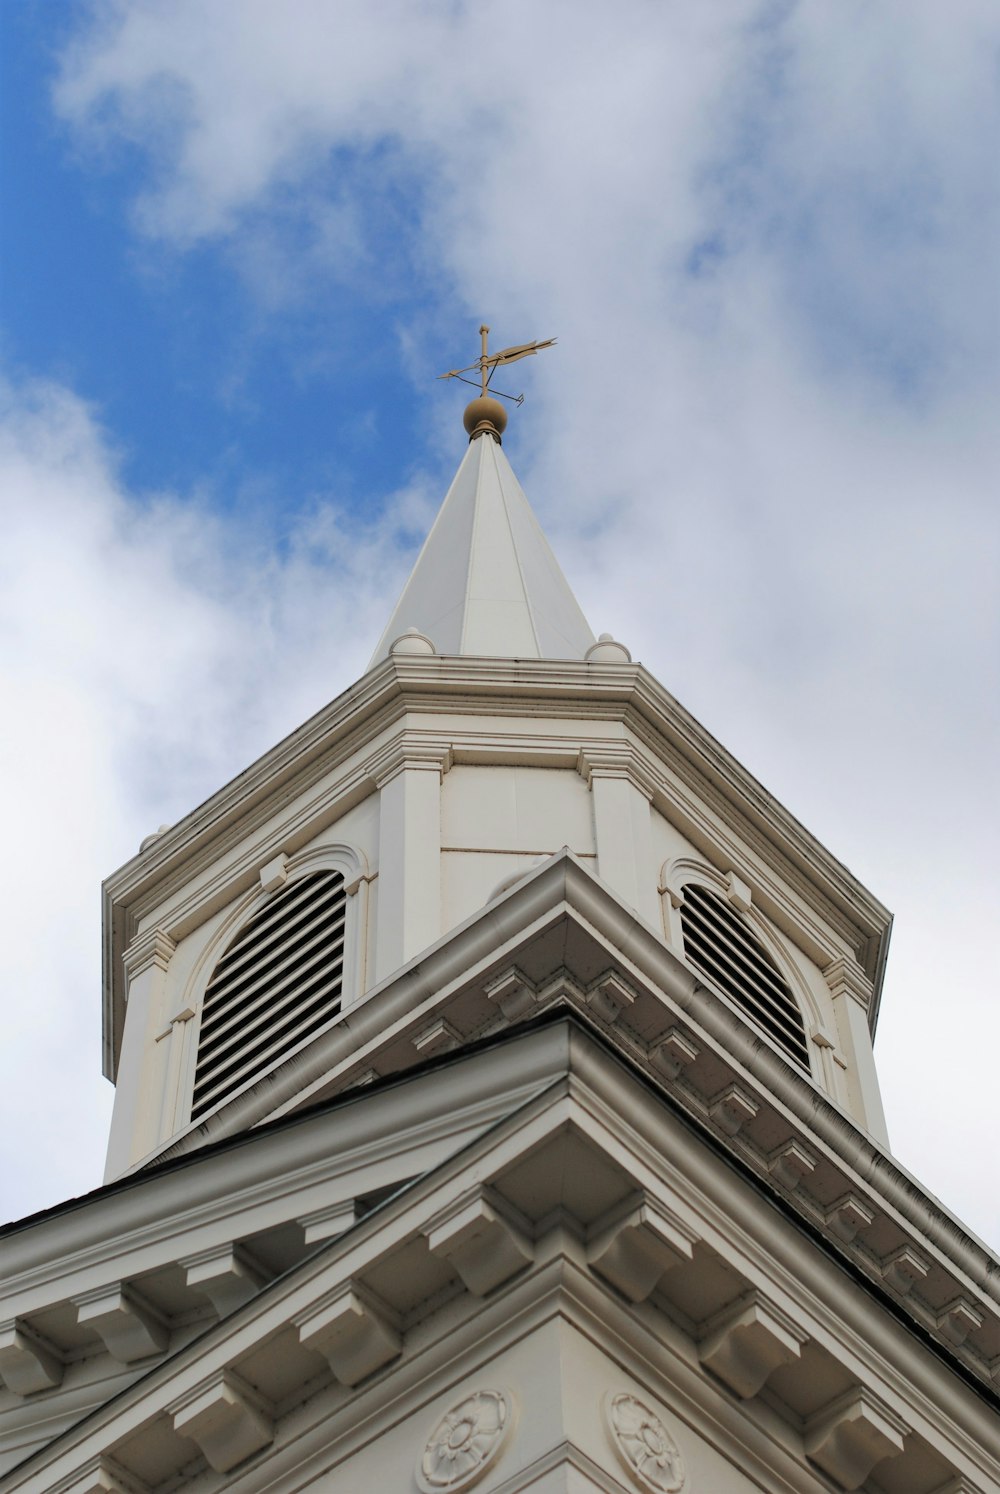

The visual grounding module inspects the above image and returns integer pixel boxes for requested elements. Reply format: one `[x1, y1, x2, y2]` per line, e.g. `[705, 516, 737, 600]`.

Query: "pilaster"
[370, 739, 450, 981]
[104, 929, 177, 1181]
[578, 745, 659, 926]
[825, 956, 889, 1147]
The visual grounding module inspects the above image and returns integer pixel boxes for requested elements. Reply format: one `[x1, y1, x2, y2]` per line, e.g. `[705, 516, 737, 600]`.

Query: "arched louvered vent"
[191, 870, 346, 1121]
[679, 883, 810, 1072]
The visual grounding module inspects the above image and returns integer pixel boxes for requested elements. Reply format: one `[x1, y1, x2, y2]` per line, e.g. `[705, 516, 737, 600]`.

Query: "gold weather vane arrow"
[438, 324, 557, 401]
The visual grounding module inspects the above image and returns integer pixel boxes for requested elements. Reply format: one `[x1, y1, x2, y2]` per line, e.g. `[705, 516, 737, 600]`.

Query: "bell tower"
[100, 357, 890, 1179]
[4, 344, 997, 1494]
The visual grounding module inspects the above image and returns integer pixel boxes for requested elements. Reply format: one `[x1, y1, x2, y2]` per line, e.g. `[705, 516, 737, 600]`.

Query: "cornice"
[102, 655, 892, 1077]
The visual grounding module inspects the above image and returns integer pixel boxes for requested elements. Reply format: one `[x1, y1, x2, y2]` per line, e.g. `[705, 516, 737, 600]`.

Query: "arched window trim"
[659, 856, 818, 1076]
[174, 843, 369, 1131]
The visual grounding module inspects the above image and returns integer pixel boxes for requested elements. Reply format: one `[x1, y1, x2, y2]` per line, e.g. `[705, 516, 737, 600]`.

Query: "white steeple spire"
[370, 417, 595, 665]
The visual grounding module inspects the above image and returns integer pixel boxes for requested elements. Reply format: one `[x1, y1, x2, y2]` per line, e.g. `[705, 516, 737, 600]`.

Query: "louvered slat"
[191, 871, 346, 1121]
[680, 884, 810, 1070]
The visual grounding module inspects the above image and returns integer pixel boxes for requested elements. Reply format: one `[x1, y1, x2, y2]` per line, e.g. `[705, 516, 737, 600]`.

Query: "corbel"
[484, 966, 539, 1023]
[296, 1281, 401, 1386]
[936, 1298, 983, 1348]
[698, 1291, 807, 1397]
[824, 1194, 876, 1245]
[181, 1243, 272, 1318]
[56, 1456, 149, 1494]
[74, 1284, 169, 1363]
[297, 1199, 357, 1245]
[411, 1017, 462, 1058]
[171, 1369, 272, 1473]
[766, 1138, 818, 1193]
[0, 1317, 63, 1395]
[879, 1244, 930, 1297]
[724, 870, 753, 914]
[804, 1387, 907, 1490]
[424, 1187, 533, 1296]
[586, 971, 637, 1024]
[258, 852, 289, 893]
[587, 1194, 698, 1303]
[709, 1083, 760, 1138]
[651, 1026, 699, 1080]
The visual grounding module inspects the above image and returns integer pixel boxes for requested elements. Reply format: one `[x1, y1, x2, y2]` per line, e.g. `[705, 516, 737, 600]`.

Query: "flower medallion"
[417, 1389, 512, 1491]
[605, 1392, 685, 1492]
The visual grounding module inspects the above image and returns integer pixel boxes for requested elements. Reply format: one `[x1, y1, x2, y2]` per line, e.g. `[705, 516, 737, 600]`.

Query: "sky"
[0, 1, 998, 1251]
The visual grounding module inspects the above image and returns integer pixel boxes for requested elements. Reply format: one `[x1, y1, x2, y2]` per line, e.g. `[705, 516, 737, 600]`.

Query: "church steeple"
[370, 402, 595, 666]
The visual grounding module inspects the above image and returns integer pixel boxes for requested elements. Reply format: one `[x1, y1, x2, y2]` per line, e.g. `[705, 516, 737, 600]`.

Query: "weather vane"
[438, 324, 557, 406]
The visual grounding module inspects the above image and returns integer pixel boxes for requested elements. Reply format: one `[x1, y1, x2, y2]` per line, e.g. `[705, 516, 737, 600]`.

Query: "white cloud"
[24, 0, 1000, 1250]
[0, 374, 430, 1221]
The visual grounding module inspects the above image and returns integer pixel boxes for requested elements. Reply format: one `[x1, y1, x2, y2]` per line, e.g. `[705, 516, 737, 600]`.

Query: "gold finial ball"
[463, 395, 508, 440]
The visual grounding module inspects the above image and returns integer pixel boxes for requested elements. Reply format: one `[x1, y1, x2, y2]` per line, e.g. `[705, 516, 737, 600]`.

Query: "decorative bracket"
[767, 1139, 818, 1193]
[296, 1281, 401, 1386]
[74, 1284, 168, 1363]
[56, 1456, 149, 1494]
[825, 1193, 876, 1245]
[424, 1188, 533, 1296]
[171, 1369, 272, 1473]
[484, 967, 539, 1023]
[586, 971, 637, 1025]
[0, 1318, 63, 1395]
[880, 1244, 931, 1297]
[804, 1387, 907, 1490]
[412, 1017, 462, 1057]
[936, 1298, 983, 1348]
[651, 1026, 699, 1080]
[698, 1291, 807, 1397]
[588, 1194, 697, 1303]
[709, 1083, 760, 1138]
[182, 1244, 271, 1318]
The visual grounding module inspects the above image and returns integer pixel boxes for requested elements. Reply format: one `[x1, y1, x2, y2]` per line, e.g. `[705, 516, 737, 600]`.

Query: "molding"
[3, 1046, 997, 1491]
[366, 736, 453, 789]
[577, 742, 657, 802]
[121, 928, 175, 985]
[824, 955, 875, 1015]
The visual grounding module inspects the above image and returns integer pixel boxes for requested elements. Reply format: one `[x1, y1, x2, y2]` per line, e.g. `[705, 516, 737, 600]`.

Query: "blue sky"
[1, 1, 999, 1249]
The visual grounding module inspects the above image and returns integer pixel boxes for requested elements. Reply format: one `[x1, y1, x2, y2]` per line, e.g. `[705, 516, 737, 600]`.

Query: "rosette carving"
[417, 1388, 511, 1491]
[605, 1392, 685, 1492]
